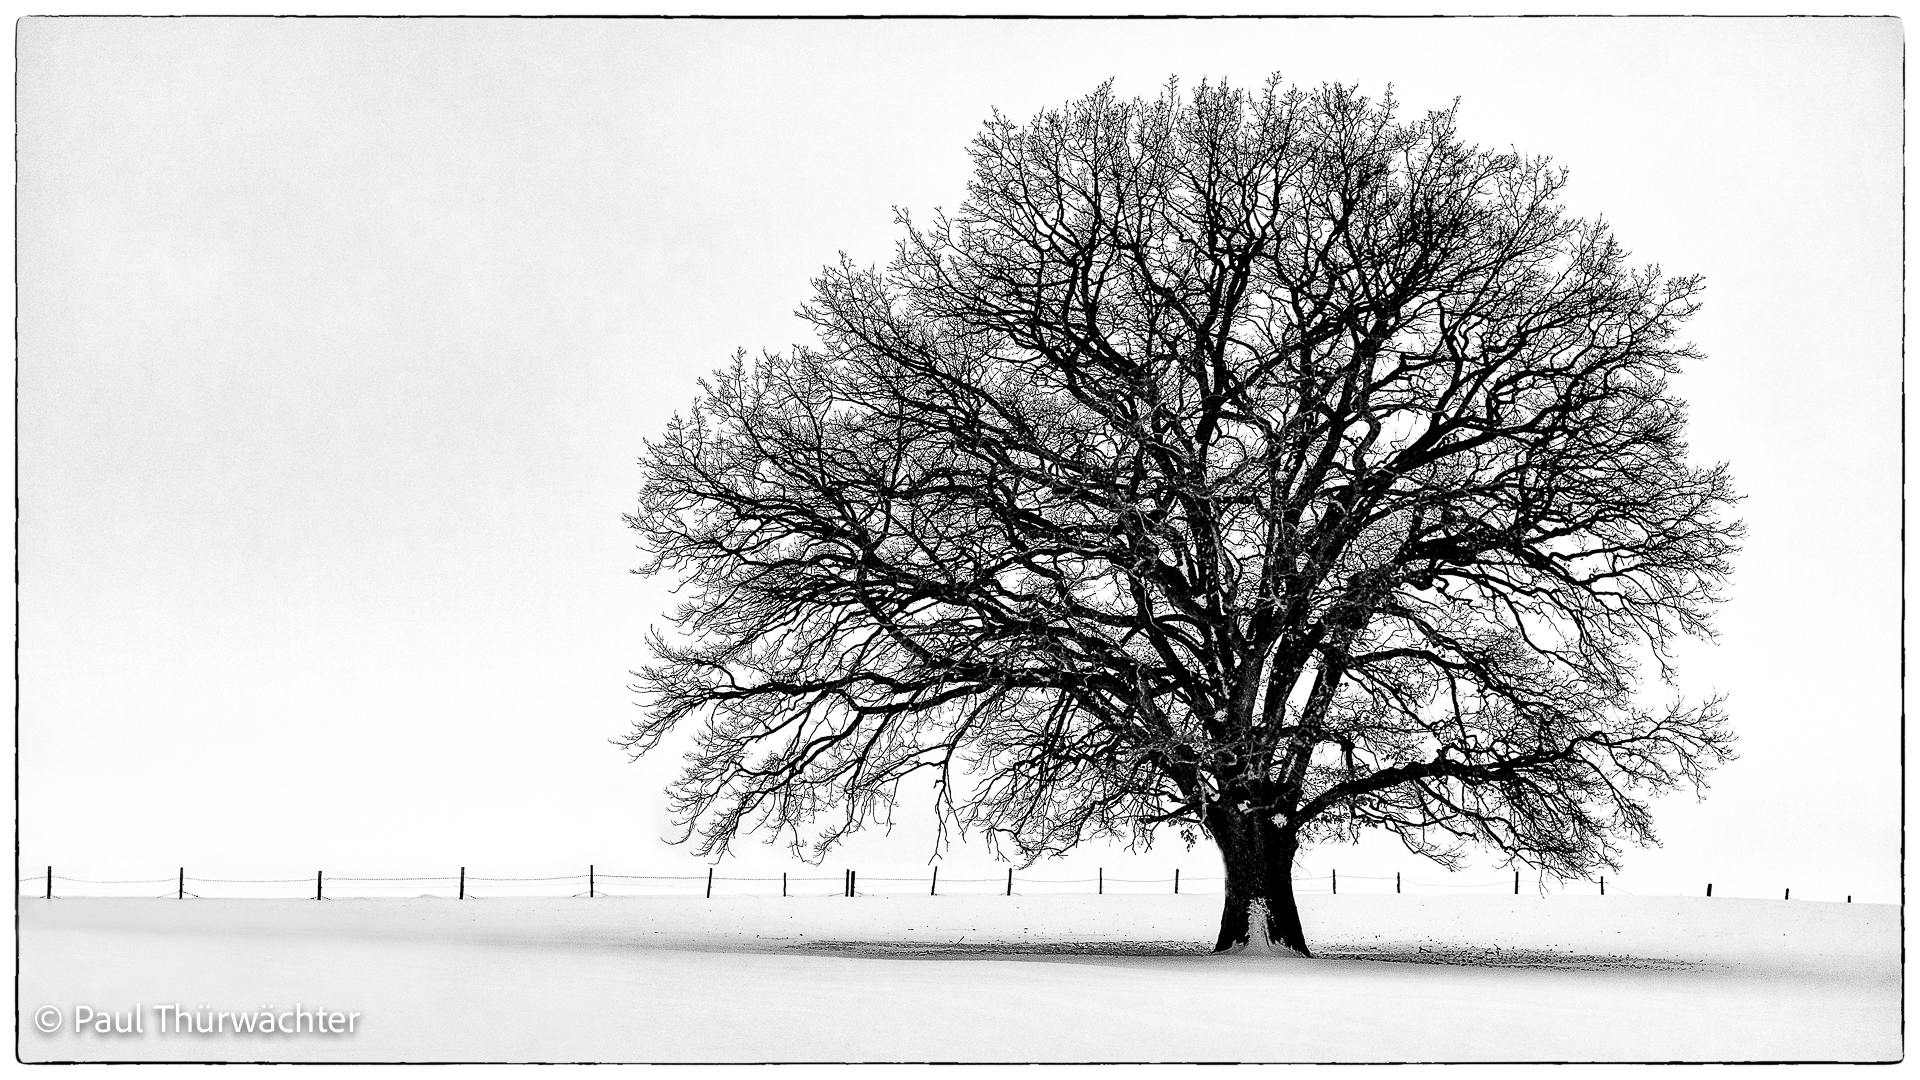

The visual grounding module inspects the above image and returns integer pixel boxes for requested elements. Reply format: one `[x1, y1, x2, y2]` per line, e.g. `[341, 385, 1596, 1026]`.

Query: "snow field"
[19, 893, 1898, 1062]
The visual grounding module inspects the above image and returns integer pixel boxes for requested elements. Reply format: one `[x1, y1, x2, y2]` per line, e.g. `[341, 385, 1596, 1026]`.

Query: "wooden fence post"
[1332, 869, 1337, 895]
[1707, 883, 1713, 897]
[1174, 869, 1179, 895]
[706, 867, 713, 899]
[1396, 872, 1400, 894]
[459, 867, 465, 900]
[45, 866, 51, 900]
[1098, 868, 1103, 895]
[931, 867, 938, 896]
[316, 871, 323, 901]
[1514, 870, 1519, 895]
[1784, 888, 1790, 900]
[1600, 875, 1605, 896]
[850, 870, 856, 896]
[178, 868, 184, 900]
[590, 865, 594, 898]
[1006, 868, 1013, 896]
[782, 872, 787, 897]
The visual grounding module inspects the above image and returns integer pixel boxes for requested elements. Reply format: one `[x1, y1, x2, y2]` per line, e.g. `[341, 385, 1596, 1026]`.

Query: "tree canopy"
[624, 77, 1739, 954]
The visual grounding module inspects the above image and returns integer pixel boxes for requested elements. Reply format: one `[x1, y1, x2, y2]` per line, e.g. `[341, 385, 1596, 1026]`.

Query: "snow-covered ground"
[18, 893, 1898, 1062]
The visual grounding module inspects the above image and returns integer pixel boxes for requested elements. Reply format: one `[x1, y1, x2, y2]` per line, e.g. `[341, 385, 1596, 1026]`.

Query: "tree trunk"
[1208, 806, 1311, 956]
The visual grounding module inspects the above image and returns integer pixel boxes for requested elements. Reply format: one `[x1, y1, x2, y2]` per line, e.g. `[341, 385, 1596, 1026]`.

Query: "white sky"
[16, 16, 1902, 902]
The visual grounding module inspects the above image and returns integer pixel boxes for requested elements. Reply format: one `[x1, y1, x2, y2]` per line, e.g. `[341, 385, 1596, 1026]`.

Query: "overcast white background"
[16, 17, 1901, 902]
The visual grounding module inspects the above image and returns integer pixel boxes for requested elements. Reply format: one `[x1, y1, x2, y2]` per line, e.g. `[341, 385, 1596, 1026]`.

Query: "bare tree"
[623, 77, 1738, 956]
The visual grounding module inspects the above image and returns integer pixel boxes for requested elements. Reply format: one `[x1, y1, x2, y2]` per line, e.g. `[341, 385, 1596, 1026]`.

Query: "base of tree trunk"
[1214, 898, 1309, 957]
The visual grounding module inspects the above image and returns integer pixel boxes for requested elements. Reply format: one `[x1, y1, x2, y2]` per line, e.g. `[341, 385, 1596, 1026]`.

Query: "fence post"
[1600, 875, 1605, 896]
[1848, 895, 1852, 903]
[931, 867, 938, 896]
[459, 867, 465, 900]
[589, 865, 594, 899]
[1098, 868, 1103, 895]
[45, 866, 51, 900]
[842, 869, 848, 897]
[1514, 870, 1519, 895]
[1396, 872, 1400, 894]
[1332, 869, 1337, 895]
[1707, 883, 1713, 897]
[1174, 869, 1179, 895]
[1006, 868, 1013, 896]
[316, 871, 323, 901]
[850, 870, 856, 896]
[706, 867, 713, 899]
[179, 868, 184, 900]
[1784, 888, 1790, 900]
[782, 872, 787, 897]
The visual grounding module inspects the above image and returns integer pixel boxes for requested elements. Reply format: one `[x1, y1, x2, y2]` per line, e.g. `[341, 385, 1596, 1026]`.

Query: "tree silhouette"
[624, 77, 1739, 955]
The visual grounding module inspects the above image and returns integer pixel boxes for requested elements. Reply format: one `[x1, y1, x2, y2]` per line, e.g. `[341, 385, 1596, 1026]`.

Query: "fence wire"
[15, 866, 1695, 900]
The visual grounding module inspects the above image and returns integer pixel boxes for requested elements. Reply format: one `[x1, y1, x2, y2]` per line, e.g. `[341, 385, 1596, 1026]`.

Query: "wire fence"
[16, 866, 1834, 901]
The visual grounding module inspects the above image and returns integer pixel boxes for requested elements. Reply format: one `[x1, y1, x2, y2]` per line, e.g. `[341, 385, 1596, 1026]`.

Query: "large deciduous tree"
[623, 78, 1738, 956]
